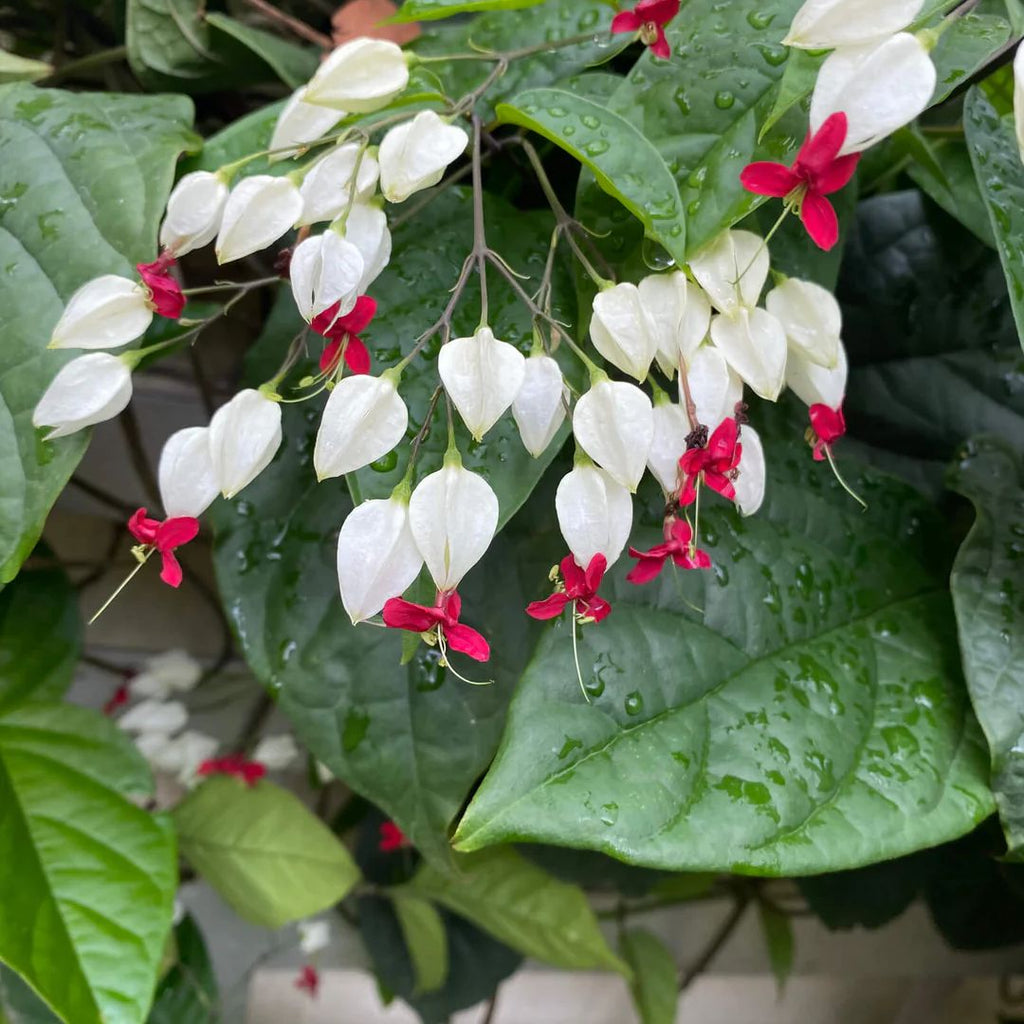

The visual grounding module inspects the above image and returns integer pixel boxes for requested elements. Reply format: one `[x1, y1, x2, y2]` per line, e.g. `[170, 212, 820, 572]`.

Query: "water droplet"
[599, 802, 619, 826]
[370, 450, 398, 473]
[412, 647, 446, 692]
[746, 10, 775, 29]
[584, 139, 610, 157]
[714, 90, 735, 110]
[624, 690, 644, 715]
[580, 113, 601, 130]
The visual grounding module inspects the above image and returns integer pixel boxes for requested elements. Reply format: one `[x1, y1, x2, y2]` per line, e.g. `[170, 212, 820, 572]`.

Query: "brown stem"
[481, 986, 501, 1024]
[242, 0, 333, 49]
[678, 897, 749, 992]
[472, 115, 489, 324]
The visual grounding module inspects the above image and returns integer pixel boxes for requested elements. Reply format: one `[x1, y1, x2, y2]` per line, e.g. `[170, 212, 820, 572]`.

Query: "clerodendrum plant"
[7, 0, 1024, 1019]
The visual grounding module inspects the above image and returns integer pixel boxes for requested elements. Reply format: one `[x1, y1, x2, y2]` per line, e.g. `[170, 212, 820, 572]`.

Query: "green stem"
[43, 45, 127, 85]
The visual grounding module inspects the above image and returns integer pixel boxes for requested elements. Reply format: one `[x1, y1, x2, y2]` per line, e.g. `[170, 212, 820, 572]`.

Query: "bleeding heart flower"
[526, 553, 611, 623]
[197, 755, 266, 786]
[555, 463, 633, 570]
[610, 0, 680, 59]
[765, 277, 842, 368]
[572, 377, 654, 492]
[103, 684, 130, 716]
[305, 38, 410, 113]
[340, 202, 392, 296]
[298, 919, 331, 956]
[118, 698, 188, 735]
[270, 85, 346, 161]
[215, 176, 304, 264]
[129, 649, 202, 700]
[33, 352, 133, 439]
[678, 416, 742, 506]
[647, 398, 688, 496]
[378, 111, 469, 203]
[160, 171, 230, 255]
[639, 271, 712, 378]
[128, 507, 200, 588]
[290, 230, 365, 323]
[158, 426, 219, 520]
[734, 424, 766, 516]
[294, 965, 320, 999]
[709, 307, 788, 401]
[298, 143, 380, 226]
[808, 403, 846, 460]
[590, 282, 659, 382]
[48, 275, 153, 351]
[136, 253, 185, 319]
[786, 341, 848, 409]
[383, 590, 490, 662]
[679, 345, 744, 433]
[379, 821, 411, 852]
[251, 734, 300, 771]
[688, 230, 769, 315]
[741, 114, 860, 252]
[313, 294, 376, 375]
[784, 0, 925, 50]
[512, 353, 568, 457]
[626, 517, 710, 584]
[209, 389, 283, 499]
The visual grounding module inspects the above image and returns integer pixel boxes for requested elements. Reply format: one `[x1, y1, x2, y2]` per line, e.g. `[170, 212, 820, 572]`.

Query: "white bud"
[438, 327, 526, 441]
[33, 353, 132, 439]
[680, 345, 744, 431]
[765, 278, 841, 369]
[298, 920, 331, 956]
[160, 171, 229, 256]
[379, 111, 469, 203]
[810, 33, 937, 155]
[340, 202, 392, 295]
[130, 649, 202, 700]
[137, 729, 218, 784]
[290, 231, 365, 322]
[784, 0, 925, 50]
[647, 400, 688, 495]
[589, 282, 658, 382]
[209, 389, 283, 499]
[709, 308, 788, 401]
[1015, 44, 1024, 164]
[298, 143, 380, 226]
[305, 38, 410, 113]
[336, 497, 423, 623]
[638, 271, 712, 378]
[408, 460, 499, 592]
[270, 86, 346, 160]
[555, 464, 633, 569]
[314, 374, 408, 480]
[786, 342, 849, 409]
[688, 230, 769, 316]
[119, 699, 187, 735]
[734, 426, 766, 517]
[512, 354, 568, 457]
[49, 275, 153, 351]
[252, 734, 300, 771]
[215, 175, 304, 264]
[572, 378, 654, 492]
[158, 427, 219, 520]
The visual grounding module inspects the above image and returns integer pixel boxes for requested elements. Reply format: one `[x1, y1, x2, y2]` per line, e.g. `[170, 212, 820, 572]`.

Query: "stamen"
[437, 633, 493, 686]
[570, 605, 592, 704]
[823, 446, 867, 510]
[89, 550, 152, 624]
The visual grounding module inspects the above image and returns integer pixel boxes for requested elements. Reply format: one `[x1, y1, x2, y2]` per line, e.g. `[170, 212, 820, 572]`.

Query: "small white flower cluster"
[786, 0, 937, 153]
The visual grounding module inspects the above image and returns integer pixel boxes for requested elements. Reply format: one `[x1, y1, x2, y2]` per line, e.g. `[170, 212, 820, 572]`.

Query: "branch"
[243, 0, 333, 50]
[678, 897, 749, 992]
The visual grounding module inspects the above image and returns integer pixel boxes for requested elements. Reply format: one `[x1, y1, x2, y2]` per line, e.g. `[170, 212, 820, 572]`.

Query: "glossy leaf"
[147, 916, 218, 1024]
[965, 86, 1024, 354]
[392, 0, 545, 21]
[203, 13, 317, 89]
[179, 100, 286, 181]
[405, 848, 629, 974]
[0, 52, 51, 83]
[173, 776, 361, 929]
[929, 12, 1012, 105]
[757, 901, 794, 990]
[391, 893, 448, 994]
[497, 88, 687, 265]
[948, 437, 1024, 856]
[0, 964, 61, 1023]
[0, 85, 195, 582]
[621, 929, 677, 1024]
[0, 703, 176, 1024]
[0, 561, 81, 712]
[454, 438, 994, 874]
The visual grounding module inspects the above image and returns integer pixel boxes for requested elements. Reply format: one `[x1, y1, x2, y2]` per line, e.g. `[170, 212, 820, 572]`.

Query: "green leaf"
[405, 848, 629, 974]
[965, 86, 1024, 354]
[173, 776, 360, 929]
[620, 929, 677, 1024]
[0, 52, 52, 83]
[0, 703, 177, 1024]
[0, 560, 81, 711]
[759, 48, 823, 141]
[204, 13, 318, 89]
[497, 88, 687, 265]
[454, 438, 994, 874]
[179, 100, 287, 181]
[930, 12, 1012, 105]
[757, 901, 794, 990]
[0, 85, 195, 582]
[393, 0, 545, 21]
[391, 894, 448, 994]
[0, 964, 60, 1023]
[948, 437, 1024, 856]
[147, 916, 218, 1024]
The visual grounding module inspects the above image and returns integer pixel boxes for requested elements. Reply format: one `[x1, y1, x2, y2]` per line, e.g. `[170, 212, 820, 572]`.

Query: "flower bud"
[786, 341, 849, 409]
[298, 144, 380, 226]
[512, 353, 568, 457]
[158, 426, 219, 520]
[118, 699, 187, 735]
[810, 33, 936, 155]
[340, 202, 392, 295]
[408, 458, 499, 592]
[680, 345, 744, 431]
[209, 389, 283, 498]
[33, 352, 133, 439]
[688, 230, 769, 315]
[159, 171, 229, 256]
[270, 85, 346, 160]
[638, 271, 712, 377]
[336, 496, 423, 623]
[647, 398, 688, 495]
[314, 374, 408, 480]
[784, 0, 925, 50]
[438, 327, 526, 441]
[555, 464, 633, 569]
[305, 38, 410, 113]
[572, 378, 654, 492]
[215, 175, 304, 264]
[709, 308, 787, 401]
[298, 920, 331, 956]
[765, 277, 841, 368]
[252, 734, 300, 771]
[136, 729, 218, 784]
[733, 425, 766, 516]
[290, 230, 365, 322]
[590, 282, 658, 382]
[49, 275, 153, 350]
[129, 649, 202, 700]
[379, 111, 469, 203]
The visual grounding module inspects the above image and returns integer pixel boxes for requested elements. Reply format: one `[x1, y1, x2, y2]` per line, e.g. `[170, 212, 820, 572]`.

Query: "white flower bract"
[572, 379, 654, 492]
[305, 38, 410, 114]
[33, 352, 133, 439]
[647, 400, 688, 495]
[49, 275, 153, 351]
[589, 282, 658, 382]
[160, 171, 229, 256]
[130, 649, 203, 700]
[208, 389, 283, 499]
[159, 426, 219, 520]
[638, 271, 712, 377]
[765, 277, 842, 369]
[688, 230, 769, 316]
[270, 85, 346, 160]
[298, 143, 380, 226]
[512, 354, 568, 457]
[784, 0, 925, 50]
[290, 231, 365, 322]
[378, 112, 469, 203]
[215, 175, 304, 264]
[555, 464, 633, 569]
[709, 308, 788, 401]
[786, 341, 849, 409]
[734, 426, 766, 517]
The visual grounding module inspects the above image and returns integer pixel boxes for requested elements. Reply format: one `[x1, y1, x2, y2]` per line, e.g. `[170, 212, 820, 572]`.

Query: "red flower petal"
[379, 821, 410, 852]
[579, 595, 612, 622]
[794, 112, 847, 179]
[344, 337, 371, 375]
[156, 515, 199, 551]
[583, 553, 607, 594]
[707, 418, 739, 461]
[740, 161, 802, 198]
[610, 10, 641, 32]
[640, 0, 680, 22]
[444, 622, 491, 662]
[814, 152, 861, 195]
[128, 507, 160, 545]
[337, 294, 377, 335]
[668, 518, 693, 548]
[800, 191, 839, 251]
[382, 597, 443, 633]
[319, 338, 341, 373]
[705, 472, 737, 502]
[136, 257, 185, 320]
[440, 589, 462, 624]
[650, 27, 671, 58]
[809, 403, 846, 444]
[159, 550, 184, 588]
[560, 554, 587, 596]
[526, 593, 570, 620]
[626, 554, 667, 585]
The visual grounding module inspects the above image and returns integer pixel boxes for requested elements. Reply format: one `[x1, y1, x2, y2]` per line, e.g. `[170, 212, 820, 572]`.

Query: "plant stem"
[678, 897, 749, 992]
[472, 115, 489, 325]
[243, 0, 333, 49]
[43, 45, 127, 85]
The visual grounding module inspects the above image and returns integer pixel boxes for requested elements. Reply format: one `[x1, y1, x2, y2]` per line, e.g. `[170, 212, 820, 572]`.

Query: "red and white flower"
[383, 590, 490, 662]
[128, 508, 200, 588]
[627, 518, 710, 584]
[527, 553, 611, 624]
[610, 0, 680, 60]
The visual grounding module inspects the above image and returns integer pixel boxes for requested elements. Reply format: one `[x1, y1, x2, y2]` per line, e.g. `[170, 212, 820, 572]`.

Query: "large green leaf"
[394, 0, 545, 20]
[404, 848, 629, 973]
[620, 929, 677, 1024]
[0, 561, 80, 712]
[454, 438, 993, 874]
[391, 893, 448, 994]
[965, 85, 1024, 354]
[203, 13, 317, 89]
[0, 703, 176, 1024]
[172, 776, 360, 929]
[948, 437, 1024, 855]
[0, 85, 195, 582]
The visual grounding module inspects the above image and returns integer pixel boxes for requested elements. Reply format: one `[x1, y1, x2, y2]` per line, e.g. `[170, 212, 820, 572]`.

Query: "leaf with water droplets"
[391, 0, 546, 21]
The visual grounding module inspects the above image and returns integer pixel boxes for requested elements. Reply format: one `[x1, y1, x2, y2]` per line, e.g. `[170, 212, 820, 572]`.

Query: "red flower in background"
[527, 554, 611, 624]
[379, 821, 411, 853]
[383, 590, 490, 662]
[627, 518, 710, 585]
[294, 965, 320, 998]
[127, 508, 199, 588]
[197, 755, 266, 786]
[312, 295, 376, 375]
[678, 418, 742, 507]
[136, 253, 186, 319]
[808, 403, 846, 461]
[611, 0, 680, 59]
